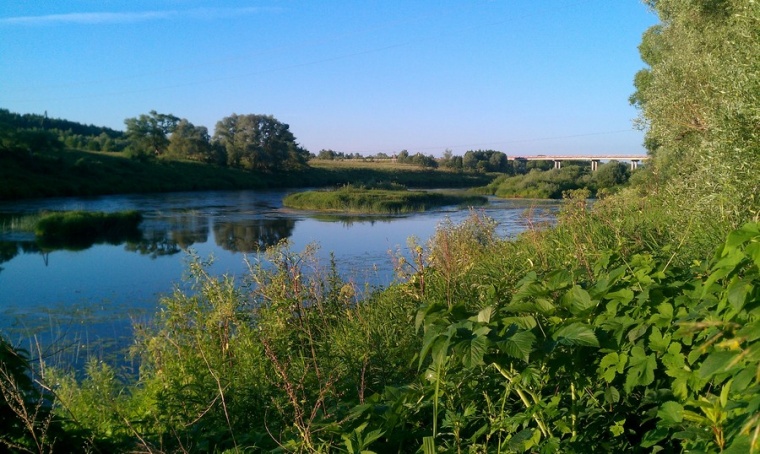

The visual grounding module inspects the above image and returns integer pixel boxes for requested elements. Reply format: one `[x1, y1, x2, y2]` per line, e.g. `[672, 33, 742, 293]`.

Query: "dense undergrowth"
[476, 161, 632, 200]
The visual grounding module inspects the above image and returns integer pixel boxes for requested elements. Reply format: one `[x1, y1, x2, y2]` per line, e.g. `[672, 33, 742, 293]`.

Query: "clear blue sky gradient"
[0, 1, 657, 157]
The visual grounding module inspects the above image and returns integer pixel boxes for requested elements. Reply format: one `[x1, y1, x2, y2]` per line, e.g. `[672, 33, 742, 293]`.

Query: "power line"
[3, 0, 598, 102]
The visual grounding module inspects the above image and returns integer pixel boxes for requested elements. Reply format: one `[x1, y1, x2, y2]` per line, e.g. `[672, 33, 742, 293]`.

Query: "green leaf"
[506, 428, 535, 451]
[657, 401, 684, 424]
[730, 367, 754, 393]
[553, 323, 599, 347]
[698, 351, 737, 378]
[497, 330, 536, 362]
[745, 242, 760, 270]
[604, 386, 621, 405]
[625, 346, 657, 393]
[704, 248, 745, 292]
[627, 323, 649, 343]
[726, 277, 752, 312]
[534, 297, 556, 314]
[546, 269, 572, 291]
[610, 418, 626, 437]
[600, 352, 626, 383]
[562, 285, 595, 316]
[640, 426, 669, 448]
[361, 429, 384, 449]
[737, 320, 760, 343]
[500, 315, 537, 330]
[648, 327, 671, 353]
[476, 306, 493, 323]
[455, 327, 490, 369]
[606, 288, 634, 305]
[415, 302, 446, 332]
[419, 326, 452, 369]
[725, 223, 759, 249]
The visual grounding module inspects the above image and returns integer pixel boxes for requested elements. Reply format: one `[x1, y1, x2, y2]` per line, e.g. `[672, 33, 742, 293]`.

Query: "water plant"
[283, 186, 487, 214]
[34, 210, 142, 249]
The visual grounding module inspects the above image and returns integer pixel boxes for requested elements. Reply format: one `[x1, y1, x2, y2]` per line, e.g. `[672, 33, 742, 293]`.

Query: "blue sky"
[0, 1, 657, 157]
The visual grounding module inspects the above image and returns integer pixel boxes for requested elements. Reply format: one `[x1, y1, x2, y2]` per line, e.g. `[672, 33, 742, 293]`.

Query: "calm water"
[0, 189, 558, 361]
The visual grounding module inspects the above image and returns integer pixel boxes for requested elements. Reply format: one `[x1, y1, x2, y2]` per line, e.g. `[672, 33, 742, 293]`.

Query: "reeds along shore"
[283, 186, 488, 214]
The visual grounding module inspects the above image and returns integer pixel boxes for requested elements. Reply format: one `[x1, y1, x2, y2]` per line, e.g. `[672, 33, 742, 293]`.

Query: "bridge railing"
[507, 155, 649, 170]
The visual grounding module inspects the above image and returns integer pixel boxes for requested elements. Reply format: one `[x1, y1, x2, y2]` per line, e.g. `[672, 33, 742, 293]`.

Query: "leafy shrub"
[346, 222, 760, 453]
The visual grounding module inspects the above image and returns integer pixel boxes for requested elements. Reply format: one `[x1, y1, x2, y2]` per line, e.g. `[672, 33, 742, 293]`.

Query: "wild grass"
[0, 149, 495, 201]
[34, 210, 143, 249]
[283, 186, 488, 214]
[0, 213, 41, 234]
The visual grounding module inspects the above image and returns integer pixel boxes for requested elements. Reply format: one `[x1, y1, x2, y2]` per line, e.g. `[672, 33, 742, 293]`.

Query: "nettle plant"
[352, 222, 759, 453]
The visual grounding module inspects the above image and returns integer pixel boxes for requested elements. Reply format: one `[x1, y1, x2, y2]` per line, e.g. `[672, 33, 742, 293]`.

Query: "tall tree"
[166, 119, 216, 163]
[213, 114, 308, 171]
[124, 110, 180, 156]
[630, 0, 759, 223]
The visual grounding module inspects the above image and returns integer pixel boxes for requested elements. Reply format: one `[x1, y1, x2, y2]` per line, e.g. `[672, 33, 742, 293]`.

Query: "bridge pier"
[591, 159, 599, 171]
[554, 160, 561, 169]
[631, 160, 639, 170]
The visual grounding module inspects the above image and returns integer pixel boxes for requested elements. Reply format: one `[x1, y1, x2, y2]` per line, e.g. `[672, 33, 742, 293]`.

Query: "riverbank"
[0, 148, 493, 200]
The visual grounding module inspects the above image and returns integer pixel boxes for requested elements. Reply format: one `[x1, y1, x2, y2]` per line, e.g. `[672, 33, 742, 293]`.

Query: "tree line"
[1, 109, 310, 172]
[2, 106, 636, 184]
[124, 111, 310, 171]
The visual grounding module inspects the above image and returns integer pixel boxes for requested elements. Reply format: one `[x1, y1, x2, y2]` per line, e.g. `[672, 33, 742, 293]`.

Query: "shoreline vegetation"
[283, 186, 488, 214]
[0, 147, 495, 201]
[2, 1, 760, 451]
[34, 210, 143, 249]
[1, 108, 633, 202]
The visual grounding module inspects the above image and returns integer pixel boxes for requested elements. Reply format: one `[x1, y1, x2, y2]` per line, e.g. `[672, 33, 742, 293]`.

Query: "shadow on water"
[214, 218, 296, 252]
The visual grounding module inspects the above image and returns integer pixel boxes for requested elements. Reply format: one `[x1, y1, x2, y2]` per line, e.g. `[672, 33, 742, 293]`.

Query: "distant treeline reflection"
[0, 214, 297, 268]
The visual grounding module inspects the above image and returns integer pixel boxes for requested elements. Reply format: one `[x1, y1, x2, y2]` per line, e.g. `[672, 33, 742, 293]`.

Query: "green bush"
[343, 221, 760, 453]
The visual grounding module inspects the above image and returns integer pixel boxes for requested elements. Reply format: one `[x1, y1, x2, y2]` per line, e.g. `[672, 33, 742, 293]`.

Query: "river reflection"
[0, 189, 559, 365]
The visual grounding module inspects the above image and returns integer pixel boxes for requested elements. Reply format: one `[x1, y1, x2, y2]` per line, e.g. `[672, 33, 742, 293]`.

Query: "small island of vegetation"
[34, 210, 143, 247]
[283, 185, 487, 214]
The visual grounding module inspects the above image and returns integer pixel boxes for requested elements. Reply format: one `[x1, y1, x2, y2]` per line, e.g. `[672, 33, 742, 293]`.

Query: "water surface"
[0, 189, 559, 361]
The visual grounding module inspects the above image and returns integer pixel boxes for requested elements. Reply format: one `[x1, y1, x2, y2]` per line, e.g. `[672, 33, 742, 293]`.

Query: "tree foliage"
[166, 119, 220, 163]
[213, 113, 309, 171]
[124, 110, 180, 157]
[462, 149, 512, 173]
[631, 0, 760, 223]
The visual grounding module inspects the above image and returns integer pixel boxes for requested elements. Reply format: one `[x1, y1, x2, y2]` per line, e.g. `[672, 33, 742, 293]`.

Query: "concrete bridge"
[507, 155, 650, 170]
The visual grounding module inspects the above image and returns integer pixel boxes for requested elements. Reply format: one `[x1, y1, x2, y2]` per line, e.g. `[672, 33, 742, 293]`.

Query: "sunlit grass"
[0, 213, 41, 234]
[283, 186, 487, 214]
[34, 210, 143, 248]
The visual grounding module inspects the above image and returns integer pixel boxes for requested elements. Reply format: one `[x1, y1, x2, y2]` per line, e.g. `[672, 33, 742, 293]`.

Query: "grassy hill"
[0, 149, 493, 200]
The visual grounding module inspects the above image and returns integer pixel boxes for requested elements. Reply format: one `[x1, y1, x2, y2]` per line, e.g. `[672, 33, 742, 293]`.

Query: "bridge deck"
[508, 155, 649, 161]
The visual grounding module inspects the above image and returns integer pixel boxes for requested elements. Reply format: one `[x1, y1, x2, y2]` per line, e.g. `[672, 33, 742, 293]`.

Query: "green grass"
[0, 213, 41, 234]
[34, 210, 143, 249]
[0, 149, 495, 201]
[283, 186, 488, 214]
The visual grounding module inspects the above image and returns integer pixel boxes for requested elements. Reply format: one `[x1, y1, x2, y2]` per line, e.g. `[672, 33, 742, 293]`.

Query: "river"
[0, 189, 559, 365]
